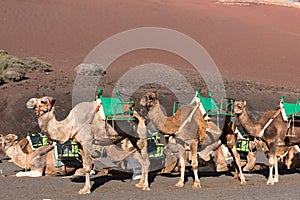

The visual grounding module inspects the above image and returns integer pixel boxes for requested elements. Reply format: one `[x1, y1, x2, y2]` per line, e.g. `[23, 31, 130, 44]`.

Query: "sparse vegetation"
[23, 57, 51, 72]
[0, 50, 52, 84]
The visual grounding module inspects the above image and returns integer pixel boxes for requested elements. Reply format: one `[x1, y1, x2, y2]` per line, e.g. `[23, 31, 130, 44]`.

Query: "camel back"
[194, 90, 234, 117]
[97, 89, 135, 120]
[281, 96, 300, 120]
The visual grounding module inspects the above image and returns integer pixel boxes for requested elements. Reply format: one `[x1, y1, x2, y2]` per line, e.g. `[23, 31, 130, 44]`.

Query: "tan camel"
[0, 133, 84, 177]
[26, 96, 149, 194]
[234, 100, 300, 185]
[140, 91, 207, 188]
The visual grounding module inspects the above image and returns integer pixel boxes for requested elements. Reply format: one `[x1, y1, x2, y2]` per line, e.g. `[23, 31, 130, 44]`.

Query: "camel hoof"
[135, 183, 144, 188]
[135, 183, 150, 191]
[175, 181, 184, 188]
[192, 183, 201, 189]
[266, 179, 274, 186]
[241, 180, 247, 186]
[143, 186, 150, 191]
[79, 188, 91, 194]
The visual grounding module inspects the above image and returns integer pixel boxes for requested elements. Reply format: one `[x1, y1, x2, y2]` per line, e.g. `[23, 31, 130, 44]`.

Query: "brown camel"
[188, 93, 246, 185]
[244, 139, 300, 171]
[0, 133, 84, 177]
[218, 115, 247, 184]
[26, 96, 149, 194]
[140, 91, 207, 188]
[234, 100, 300, 185]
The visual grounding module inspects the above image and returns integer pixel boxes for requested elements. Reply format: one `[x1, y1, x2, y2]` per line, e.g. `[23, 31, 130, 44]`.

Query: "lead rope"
[292, 114, 295, 137]
[25, 153, 27, 172]
[70, 103, 101, 140]
[175, 102, 200, 134]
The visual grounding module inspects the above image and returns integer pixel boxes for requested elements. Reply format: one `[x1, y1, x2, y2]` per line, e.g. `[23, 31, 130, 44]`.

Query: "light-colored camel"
[0, 133, 84, 177]
[234, 100, 300, 185]
[140, 91, 207, 188]
[26, 96, 149, 194]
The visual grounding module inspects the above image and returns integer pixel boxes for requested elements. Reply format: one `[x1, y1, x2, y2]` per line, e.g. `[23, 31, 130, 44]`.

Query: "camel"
[26, 96, 149, 194]
[139, 91, 207, 188]
[215, 113, 247, 185]
[193, 94, 247, 185]
[234, 100, 300, 185]
[244, 139, 300, 171]
[0, 133, 84, 177]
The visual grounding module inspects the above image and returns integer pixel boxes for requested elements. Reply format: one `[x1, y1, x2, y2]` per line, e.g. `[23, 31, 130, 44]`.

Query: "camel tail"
[198, 110, 207, 146]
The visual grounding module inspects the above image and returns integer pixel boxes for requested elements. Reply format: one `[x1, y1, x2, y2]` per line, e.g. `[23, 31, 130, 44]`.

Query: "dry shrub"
[23, 57, 52, 72]
[0, 50, 52, 84]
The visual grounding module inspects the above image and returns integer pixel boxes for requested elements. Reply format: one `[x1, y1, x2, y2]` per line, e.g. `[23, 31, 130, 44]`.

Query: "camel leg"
[285, 148, 295, 169]
[273, 160, 279, 183]
[267, 142, 277, 185]
[230, 146, 247, 185]
[79, 148, 92, 194]
[175, 151, 186, 188]
[267, 165, 275, 185]
[135, 139, 150, 191]
[16, 169, 43, 177]
[190, 140, 201, 189]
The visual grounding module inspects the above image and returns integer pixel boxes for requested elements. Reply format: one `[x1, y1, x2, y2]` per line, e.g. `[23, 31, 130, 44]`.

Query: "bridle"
[36, 97, 54, 116]
[143, 94, 158, 111]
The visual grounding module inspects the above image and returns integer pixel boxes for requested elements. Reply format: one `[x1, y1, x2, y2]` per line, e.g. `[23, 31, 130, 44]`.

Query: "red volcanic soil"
[0, 0, 300, 136]
[1, 0, 300, 85]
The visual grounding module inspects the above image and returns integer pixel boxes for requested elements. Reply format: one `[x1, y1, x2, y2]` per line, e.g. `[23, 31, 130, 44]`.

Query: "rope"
[31, 142, 57, 163]
[279, 147, 290, 159]
[175, 102, 200, 134]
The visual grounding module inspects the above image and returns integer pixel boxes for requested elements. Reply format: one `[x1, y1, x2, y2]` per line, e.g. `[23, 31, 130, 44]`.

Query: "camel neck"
[38, 109, 71, 144]
[5, 144, 28, 169]
[148, 102, 167, 132]
[237, 108, 262, 138]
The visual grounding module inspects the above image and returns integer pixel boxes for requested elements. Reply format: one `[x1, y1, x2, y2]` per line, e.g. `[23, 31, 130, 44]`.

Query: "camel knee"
[191, 159, 198, 170]
[269, 156, 277, 166]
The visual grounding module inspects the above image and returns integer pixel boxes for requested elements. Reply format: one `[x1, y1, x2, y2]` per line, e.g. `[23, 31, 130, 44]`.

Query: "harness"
[259, 106, 283, 138]
[170, 103, 201, 151]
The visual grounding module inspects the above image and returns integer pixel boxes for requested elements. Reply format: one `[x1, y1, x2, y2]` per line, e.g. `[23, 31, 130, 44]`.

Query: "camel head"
[0, 133, 18, 150]
[233, 101, 247, 115]
[140, 91, 158, 109]
[139, 91, 158, 116]
[26, 96, 56, 116]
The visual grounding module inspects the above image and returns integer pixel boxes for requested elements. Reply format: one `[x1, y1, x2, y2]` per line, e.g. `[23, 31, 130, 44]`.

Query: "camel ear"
[243, 101, 246, 106]
[49, 97, 56, 105]
[150, 91, 158, 100]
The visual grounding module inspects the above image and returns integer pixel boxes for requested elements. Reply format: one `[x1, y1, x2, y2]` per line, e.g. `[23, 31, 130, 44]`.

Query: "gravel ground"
[0, 160, 299, 200]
